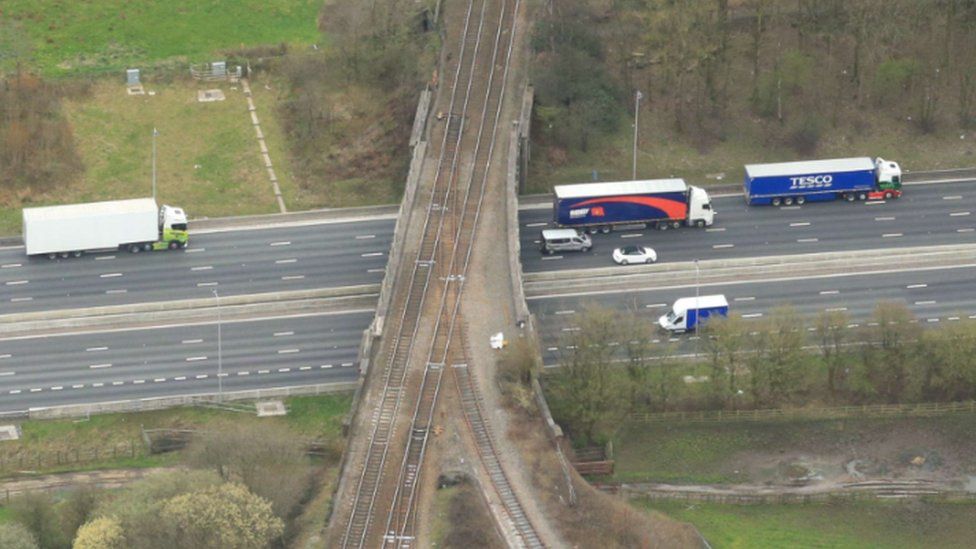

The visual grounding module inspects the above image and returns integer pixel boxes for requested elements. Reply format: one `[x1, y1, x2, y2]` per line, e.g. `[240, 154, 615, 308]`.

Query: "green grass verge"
[528, 111, 976, 193]
[1, 393, 352, 478]
[1, 0, 322, 75]
[609, 414, 976, 484]
[639, 499, 976, 549]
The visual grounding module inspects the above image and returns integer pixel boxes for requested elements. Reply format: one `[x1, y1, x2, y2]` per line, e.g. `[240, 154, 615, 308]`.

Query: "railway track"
[341, 0, 540, 546]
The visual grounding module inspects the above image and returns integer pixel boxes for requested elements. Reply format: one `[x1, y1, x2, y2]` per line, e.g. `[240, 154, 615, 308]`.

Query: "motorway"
[518, 180, 976, 272]
[0, 218, 395, 313]
[0, 310, 370, 413]
[529, 262, 976, 365]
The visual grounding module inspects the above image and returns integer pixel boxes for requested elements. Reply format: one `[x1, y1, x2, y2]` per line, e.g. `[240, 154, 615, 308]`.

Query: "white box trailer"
[22, 198, 188, 258]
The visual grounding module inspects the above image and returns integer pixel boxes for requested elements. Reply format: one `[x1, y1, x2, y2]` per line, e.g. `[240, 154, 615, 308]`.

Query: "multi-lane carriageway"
[1, 179, 974, 411]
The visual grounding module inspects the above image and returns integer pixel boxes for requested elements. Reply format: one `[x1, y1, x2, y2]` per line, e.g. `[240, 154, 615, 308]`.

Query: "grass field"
[528, 111, 976, 193]
[1, 0, 322, 75]
[608, 414, 976, 484]
[1, 393, 352, 477]
[639, 499, 976, 549]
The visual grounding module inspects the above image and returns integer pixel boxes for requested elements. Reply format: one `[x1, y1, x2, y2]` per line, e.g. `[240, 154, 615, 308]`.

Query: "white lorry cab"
[658, 294, 729, 332]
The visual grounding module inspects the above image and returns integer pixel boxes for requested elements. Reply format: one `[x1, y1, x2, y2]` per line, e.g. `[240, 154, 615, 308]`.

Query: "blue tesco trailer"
[743, 157, 902, 206]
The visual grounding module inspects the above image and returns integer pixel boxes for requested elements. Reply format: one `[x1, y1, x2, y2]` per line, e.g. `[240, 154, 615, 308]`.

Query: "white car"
[612, 245, 657, 265]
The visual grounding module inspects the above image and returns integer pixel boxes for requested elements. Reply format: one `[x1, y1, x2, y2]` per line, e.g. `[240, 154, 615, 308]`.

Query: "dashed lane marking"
[299, 366, 312, 371]
[712, 243, 735, 249]
[1, 263, 22, 268]
[0, 371, 14, 377]
[9, 390, 20, 394]
[273, 331, 294, 337]
[10, 297, 32, 302]
[72, 384, 84, 389]
[882, 233, 903, 238]
[915, 300, 937, 305]
[89, 363, 112, 369]
[906, 284, 928, 289]
[368, 268, 385, 273]
[959, 228, 975, 233]
[705, 227, 726, 232]
[238, 371, 250, 376]
[275, 258, 297, 264]
[620, 233, 642, 238]
[355, 234, 377, 239]
[944, 195, 963, 200]
[281, 275, 305, 280]
[182, 339, 203, 344]
[789, 222, 811, 227]
[270, 241, 291, 247]
[742, 313, 763, 318]
[51, 386, 62, 391]
[826, 307, 848, 312]
[175, 376, 187, 381]
[277, 349, 300, 354]
[185, 248, 205, 253]
[195, 374, 208, 379]
[874, 216, 895, 221]
[185, 356, 208, 362]
[154, 378, 166, 382]
[797, 238, 819, 243]
[951, 211, 971, 217]
[196, 282, 218, 287]
[86, 346, 108, 352]
[819, 290, 839, 295]
[99, 273, 122, 278]
[5, 280, 28, 286]
[554, 310, 575, 315]
[278, 368, 291, 373]
[361, 252, 384, 257]
[320, 364, 333, 369]
[540, 256, 563, 260]
[191, 265, 213, 271]
[94, 255, 115, 261]
[645, 303, 667, 308]
[105, 289, 127, 294]
[734, 296, 755, 302]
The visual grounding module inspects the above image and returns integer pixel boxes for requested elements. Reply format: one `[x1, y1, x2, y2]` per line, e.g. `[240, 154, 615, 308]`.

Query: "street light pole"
[694, 259, 700, 357]
[212, 289, 223, 402]
[151, 127, 159, 201]
[632, 90, 642, 180]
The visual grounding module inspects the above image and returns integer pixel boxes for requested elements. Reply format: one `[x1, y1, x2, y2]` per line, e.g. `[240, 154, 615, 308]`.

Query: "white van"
[540, 228, 592, 254]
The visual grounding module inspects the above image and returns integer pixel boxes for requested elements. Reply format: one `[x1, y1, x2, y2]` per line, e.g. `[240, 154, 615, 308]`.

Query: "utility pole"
[213, 289, 223, 402]
[152, 127, 159, 201]
[632, 90, 643, 180]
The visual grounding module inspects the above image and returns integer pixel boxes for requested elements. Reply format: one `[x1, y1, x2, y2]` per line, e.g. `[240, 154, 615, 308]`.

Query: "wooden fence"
[628, 400, 976, 424]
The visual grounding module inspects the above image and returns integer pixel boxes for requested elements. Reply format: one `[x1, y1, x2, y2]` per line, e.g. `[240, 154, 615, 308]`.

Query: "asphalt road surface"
[0, 219, 395, 313]
[519, 180, 976, 272]
[530, 262, 976, 365]
[0, 310, 370, 413]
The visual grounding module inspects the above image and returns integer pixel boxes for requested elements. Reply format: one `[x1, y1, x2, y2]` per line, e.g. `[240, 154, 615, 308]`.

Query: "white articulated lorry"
[22, 198, 189, 258]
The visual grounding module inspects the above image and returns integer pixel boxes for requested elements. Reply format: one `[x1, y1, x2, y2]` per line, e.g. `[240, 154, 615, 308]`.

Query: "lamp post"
[151, 127, 159, 201]
[212, 289, 223, 402]
[632, 90, 643, 180]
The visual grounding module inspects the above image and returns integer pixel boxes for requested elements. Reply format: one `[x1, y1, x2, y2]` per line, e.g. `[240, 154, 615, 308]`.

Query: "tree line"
[546, 302, 976, 445]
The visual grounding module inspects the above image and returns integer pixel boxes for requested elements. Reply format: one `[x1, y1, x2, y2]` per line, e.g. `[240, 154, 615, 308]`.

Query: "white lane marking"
[914, 300, 937, 305]
[191, 265, 213, 271]
[154, 378, 166, 382]
[9, 390, 21, 394]
[882, 233, 903, 238]
[277, 348, 300, 354]
[321, 364, 333, 369]
[112, 381, 124, 386]
[705, 227, 726, 232]
[1, 263, 22, 268]
[86, 346, 108, 352]
[819, 290, 839, 295]
[341, 362, 353, 367]
[30, 388, 42, 392]
[217, 373, 228, 378]
[874, 216, 895, 221]
[780, 206, 801, 210]
[91, 383, 102, 388]
[89, 363, 112, 369]
[355, 234, 376, 239]
[299, 366, 312, 371]
[712, 244, 735, 249]
[797, 238, 819, 243]
[0, 371, 14, 376]
[959, 228, 975, 233]
[10, 297, 33, 302]
[865, 200, 886, 205]
[174, 376, 187, 381]
[525, 222, 548, 228]
[100, 273, 122, 278]
[541, 256, 563, 260]
[182, 339, 203, 344]
[789, 222, 811, 227]
[734, 296, 755, 302]
[133, 379, 145, 384]
[270, 241, 291, 247]
[278, 368, 291, 373]
[361, 252, 384, 257]
[185, 248, 204, 253]
[367, 268, 385, 273]
[281, 275, 305, 280]
[185, 356, 208, 362]
[944, 195, 963, 200]
[238, 371, 250, 376]
[195, 374, 208, 379]
[275, 258, 297, 264]
[620, 233, 642, 238]
[949, 317, 961, 321]
[196, 282, 218, 287]
[51, 386, 63, 391]
[105, 289, 127, 294]
[561, 327, 580, 332]
[258, 369, 270, 374]
[554, 310, 575, 315]
[645, 303, 667, 308]
[906, 284, 928, 289]
[72, 384, 84, 389]
[951, 211, 971, 217]
[273, 331, 294, 337]
[5, 280, 28, 285]
[742, 313, 763, 318]
[94, 255, 115, 261]
[0, 354, 11, 359]
[826, 307, 848, 312]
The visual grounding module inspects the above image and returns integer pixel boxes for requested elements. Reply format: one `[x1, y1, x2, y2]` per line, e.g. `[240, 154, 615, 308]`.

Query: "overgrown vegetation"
[546, 302, 976, 445]
[529, 0, 976, 189]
